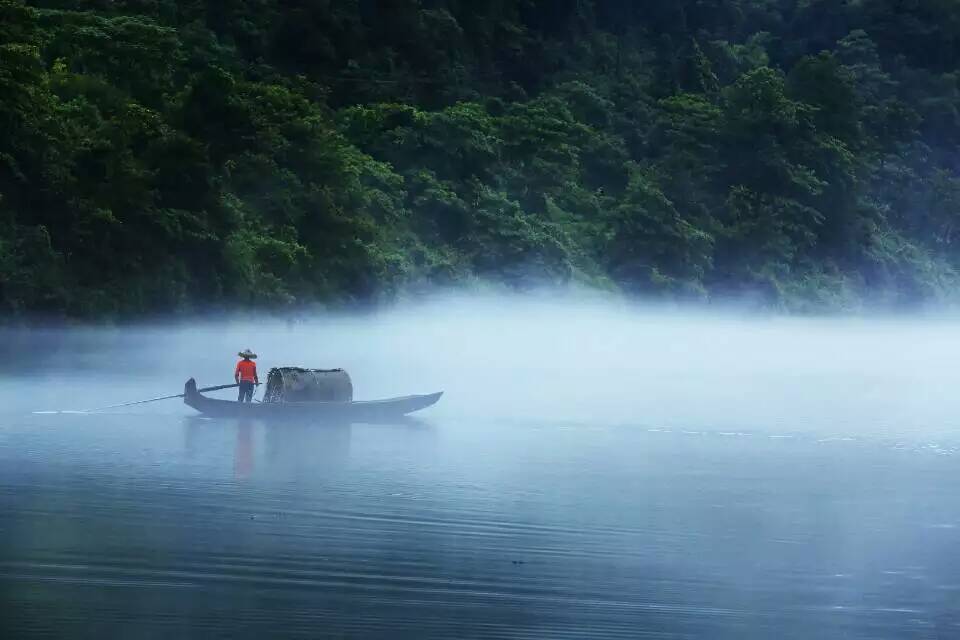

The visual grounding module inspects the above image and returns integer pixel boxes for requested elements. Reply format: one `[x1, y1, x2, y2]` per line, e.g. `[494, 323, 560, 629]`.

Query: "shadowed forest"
[3, 0, 960, 317]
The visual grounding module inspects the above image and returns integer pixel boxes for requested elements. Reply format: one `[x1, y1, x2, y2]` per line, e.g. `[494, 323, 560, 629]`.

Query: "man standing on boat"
[235, 349, 259, 402]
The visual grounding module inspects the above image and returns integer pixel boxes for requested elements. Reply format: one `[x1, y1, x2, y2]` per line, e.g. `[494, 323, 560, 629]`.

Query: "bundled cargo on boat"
[262, 367, 353, 403]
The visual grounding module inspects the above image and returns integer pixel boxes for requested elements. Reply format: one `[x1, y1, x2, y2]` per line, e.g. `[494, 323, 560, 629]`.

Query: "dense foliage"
[3, 0, 960, 317]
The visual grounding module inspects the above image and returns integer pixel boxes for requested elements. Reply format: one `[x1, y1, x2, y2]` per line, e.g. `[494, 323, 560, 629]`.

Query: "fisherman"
[234, 349, 259, 403]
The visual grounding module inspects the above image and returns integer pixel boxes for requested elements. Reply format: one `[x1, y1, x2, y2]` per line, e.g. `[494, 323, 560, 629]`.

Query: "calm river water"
[2, 299, 959, 638]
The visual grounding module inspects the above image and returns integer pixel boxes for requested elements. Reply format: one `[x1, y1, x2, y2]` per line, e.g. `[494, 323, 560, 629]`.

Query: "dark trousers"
[238, 381, 254, 403]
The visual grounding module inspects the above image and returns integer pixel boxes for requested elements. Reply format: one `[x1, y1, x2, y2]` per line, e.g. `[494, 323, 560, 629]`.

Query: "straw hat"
[238, 349, 258, 359]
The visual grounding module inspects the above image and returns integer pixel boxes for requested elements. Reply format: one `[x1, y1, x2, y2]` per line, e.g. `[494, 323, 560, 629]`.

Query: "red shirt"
[235, 359, 257, 382]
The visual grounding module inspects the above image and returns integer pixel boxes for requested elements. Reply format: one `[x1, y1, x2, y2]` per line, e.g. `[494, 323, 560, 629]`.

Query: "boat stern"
[184, 378, 198, 406]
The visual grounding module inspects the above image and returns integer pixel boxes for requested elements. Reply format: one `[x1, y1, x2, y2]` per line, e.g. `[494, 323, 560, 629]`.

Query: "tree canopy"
[3, 0, 960, 317]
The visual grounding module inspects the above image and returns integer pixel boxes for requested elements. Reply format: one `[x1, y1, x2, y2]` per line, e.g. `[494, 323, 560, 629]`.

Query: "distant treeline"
[3, 0, 960, 317]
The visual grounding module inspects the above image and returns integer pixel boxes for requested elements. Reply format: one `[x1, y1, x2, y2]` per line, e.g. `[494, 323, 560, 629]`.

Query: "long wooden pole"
[80, 383, 250, 413]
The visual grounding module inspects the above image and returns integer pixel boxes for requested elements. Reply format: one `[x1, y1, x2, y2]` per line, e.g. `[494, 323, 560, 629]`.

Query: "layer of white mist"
[5, 292, 960, 438]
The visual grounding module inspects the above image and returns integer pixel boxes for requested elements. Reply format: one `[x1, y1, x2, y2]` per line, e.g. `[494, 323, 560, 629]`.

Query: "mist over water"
[2, 294, 959, 638]
[8, 294, 959, 437]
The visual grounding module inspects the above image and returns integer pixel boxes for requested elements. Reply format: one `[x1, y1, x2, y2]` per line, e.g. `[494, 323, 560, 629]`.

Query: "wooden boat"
[183, 378, 443, 421]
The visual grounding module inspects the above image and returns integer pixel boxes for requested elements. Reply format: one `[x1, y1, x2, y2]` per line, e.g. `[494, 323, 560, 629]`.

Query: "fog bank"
[4, 294, 958, 440]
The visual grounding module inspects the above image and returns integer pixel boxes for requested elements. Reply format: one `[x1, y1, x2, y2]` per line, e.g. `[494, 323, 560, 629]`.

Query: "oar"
[36, 383, 249, 414]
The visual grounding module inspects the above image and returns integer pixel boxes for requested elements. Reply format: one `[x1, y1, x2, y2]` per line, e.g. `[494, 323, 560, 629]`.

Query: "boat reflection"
[263, 421, 352, 482]
[184, 415, 433, 482]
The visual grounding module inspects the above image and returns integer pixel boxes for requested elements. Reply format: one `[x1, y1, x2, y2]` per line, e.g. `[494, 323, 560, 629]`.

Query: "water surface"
[2, 299, 959, 638]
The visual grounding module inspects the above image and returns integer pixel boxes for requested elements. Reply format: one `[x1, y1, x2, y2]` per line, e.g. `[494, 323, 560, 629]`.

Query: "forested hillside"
[3, 0, 960, 317]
